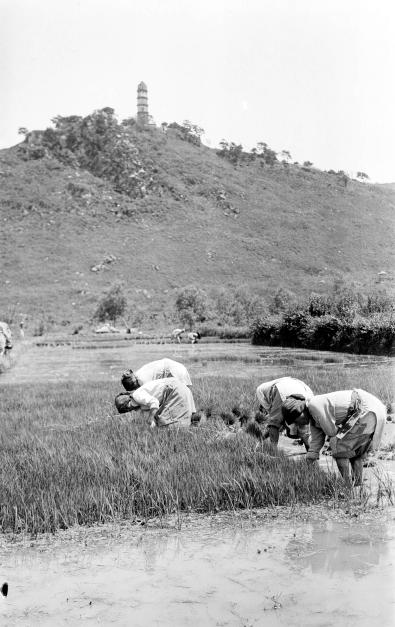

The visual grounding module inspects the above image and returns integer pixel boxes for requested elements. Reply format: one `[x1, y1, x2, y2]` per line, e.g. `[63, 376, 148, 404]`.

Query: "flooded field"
[1, 337, 393, 385]
[1, 513, 394, 626]
[1, 338, 394, 625]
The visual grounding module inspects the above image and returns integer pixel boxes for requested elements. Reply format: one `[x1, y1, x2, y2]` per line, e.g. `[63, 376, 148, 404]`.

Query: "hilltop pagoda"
[137, 81, 149, 126]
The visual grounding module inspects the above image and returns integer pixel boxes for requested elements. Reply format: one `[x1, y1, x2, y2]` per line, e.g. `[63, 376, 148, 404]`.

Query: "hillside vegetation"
[0, 108, 394, 331]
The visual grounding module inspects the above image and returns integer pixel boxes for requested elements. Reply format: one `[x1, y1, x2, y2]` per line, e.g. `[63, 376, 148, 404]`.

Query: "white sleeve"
[132, 388, 160, 410]
[256, 381, 274, 410]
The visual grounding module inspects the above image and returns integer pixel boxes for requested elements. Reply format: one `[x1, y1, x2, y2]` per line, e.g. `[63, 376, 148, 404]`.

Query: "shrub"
[18, 108, 154, 199]
[251, 316, 281, 345]
[278, 307, 311, 347]
[269, 287, 296, 314]
[210, 287, 266, 326]
[94, 283, 127, 324]
[310, 315, 343, 350]
[175, 285, 208, 327]
[308, 294, 332, 317]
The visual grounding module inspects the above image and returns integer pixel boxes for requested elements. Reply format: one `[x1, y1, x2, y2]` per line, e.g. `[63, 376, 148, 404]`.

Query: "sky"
[1, 0, 394, 182]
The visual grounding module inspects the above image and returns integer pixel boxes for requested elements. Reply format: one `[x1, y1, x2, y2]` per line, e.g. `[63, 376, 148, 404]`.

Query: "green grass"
[1, 358, 393, 535]
[0, 378, 343, 535]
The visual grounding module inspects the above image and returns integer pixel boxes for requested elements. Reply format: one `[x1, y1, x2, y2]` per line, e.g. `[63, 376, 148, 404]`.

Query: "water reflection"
[285, 521, 390, 577]
[1, 518, 394, 626]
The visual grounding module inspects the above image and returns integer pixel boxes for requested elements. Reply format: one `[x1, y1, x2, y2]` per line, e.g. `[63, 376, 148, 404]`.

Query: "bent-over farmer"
[121, 357, 192, 390]
[188, 331, 201, 344]
[256, 377, 314, 450]
[115, 377, 196, 428]
[282, 389, 386, 486]
[0, 321, 12, 356]
[171, 328, 185, 343]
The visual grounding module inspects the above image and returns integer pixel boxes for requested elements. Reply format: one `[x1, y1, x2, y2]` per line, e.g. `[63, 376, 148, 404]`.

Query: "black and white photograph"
[0, 0, 394, 624]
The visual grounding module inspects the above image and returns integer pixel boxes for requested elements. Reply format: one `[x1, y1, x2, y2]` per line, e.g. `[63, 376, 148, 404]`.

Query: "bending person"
[282, 389, 386, 486]
[256, 377, 314, 450]
[121, 357, 192, 390]
[115, 377, 196, 428]
[0, 321, 12, 356]
[188, 331, 201, 344]
[171, 328, 185, 343]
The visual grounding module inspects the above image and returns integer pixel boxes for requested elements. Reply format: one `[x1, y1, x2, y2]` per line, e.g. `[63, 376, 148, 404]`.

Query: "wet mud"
[1, 515, 394, 626]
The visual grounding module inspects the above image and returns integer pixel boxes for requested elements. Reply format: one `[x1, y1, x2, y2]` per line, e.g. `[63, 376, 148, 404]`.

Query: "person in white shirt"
[121, 358, 192, 391]
[171, 328, 185, 343]
[115, 377, 196, 428]
[256, 377, 314, 449]
[282, 389, 386, 486]
[187, 331, 201, 344]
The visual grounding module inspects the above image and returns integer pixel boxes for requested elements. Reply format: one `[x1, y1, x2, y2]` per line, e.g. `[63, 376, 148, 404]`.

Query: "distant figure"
[19, 321, 25, 339]
[0, 321, 12, 356]
[121, 357, 192, 389]
[256, 377, 314, 450]
[282, 389, 386, 486]
[188, 331, 201, 344]
[95, 323, 120, 334]
[115, 377, 196, 428]
[171, 328, 185, 343]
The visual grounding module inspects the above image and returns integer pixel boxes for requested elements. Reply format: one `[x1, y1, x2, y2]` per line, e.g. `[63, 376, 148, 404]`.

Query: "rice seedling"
[0, 379, 338, 535]
[0, 358, 392, 535]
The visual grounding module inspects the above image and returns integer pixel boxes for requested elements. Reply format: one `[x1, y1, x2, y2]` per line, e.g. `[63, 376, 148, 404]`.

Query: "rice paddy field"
[0, 338, 394, 625]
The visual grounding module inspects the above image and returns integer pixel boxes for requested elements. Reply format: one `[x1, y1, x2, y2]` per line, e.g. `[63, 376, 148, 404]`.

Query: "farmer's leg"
[335, 458, 352, 486]
[350, 456, 364, 486]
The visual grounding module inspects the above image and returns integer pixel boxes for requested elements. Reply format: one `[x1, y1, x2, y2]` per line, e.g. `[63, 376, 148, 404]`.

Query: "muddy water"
[1, 340, 392, 384]
[1, 516, 394, 626]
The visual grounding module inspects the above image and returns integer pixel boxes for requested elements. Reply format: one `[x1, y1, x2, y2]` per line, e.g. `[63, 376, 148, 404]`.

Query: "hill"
[0, 113, 394, 331]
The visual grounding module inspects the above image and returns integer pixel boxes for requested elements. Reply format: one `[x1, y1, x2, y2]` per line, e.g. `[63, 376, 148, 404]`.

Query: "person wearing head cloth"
[187, 331, 201, 344]
[121, 357, 192, 392]
[282, 389, 387, 486]
[255, 377, 314, 449]
[115, 377, 197, 429]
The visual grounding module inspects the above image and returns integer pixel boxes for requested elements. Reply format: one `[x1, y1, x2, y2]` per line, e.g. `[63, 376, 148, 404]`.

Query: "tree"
[303, 160, 313, 167]
[256, 142, 278, 165]
[280, 150, 292, 162]
[356, 171, 369, 180]
[175, 285, 207, 327]
[216, 140, 244, 165]
[94, 283, 127, 324]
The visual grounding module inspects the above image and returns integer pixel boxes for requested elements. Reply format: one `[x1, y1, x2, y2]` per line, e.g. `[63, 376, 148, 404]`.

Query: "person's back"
[129, 377, 195, 427]
[256, 377, 313, 421]
[135, 358, 192, 387]
[307, 389, 386, 452]
[171, 328, 185, 343]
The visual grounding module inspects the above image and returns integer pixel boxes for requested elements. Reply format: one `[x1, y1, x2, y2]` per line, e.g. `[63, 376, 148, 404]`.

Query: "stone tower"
[137, 81, 149, 126]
